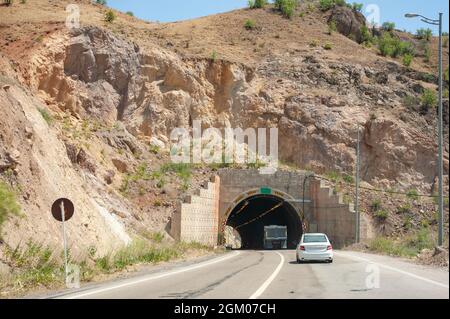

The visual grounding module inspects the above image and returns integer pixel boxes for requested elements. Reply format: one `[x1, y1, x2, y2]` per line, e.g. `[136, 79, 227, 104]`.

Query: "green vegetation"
[351, 2, 363, 12]
[244, 19, 257, 30]
[397, 203, 412, 214]
[420, 89, 437, 112]
[104, 9, 116, 23]
[406, 189, 420, 201]
[328, 20, 337, 35]
[210, 50, 217, 61]
[382, 21, 396, 32]
[1, 239, 214, 293]
[248, 0, 268, 9]
[309, 39, 318, 47]
[368, 227, 435, 258]
[96, 0, 107, 5]
[360, 25, 374, 46]
[323, 42, 333, 50]
[416, 28, 433, 41]
[0, 181, 21, 236]
[121, 162, 192, 193]
[423, 45, 431, 63]
[374, 209, 388, 221]
[274, 0, 298, 19]
[402, 53, 413, 67]
[342, 174, 354, 184]
[37, 107, 53, 125]
[370, 199, 382, 211]
[149, 232, 164, 243]
[126, 11, 134, 17]
[377, 33, 414, 58]
[318, 0, 347, 11]
[149, 144, 161, 155]
[94, 240, 213, 273]
[325, 171, 340, 183]
[3, 241, 60, 289]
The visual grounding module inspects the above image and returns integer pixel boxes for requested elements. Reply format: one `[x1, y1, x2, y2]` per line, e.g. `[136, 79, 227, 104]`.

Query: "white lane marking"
[249, 251, 285, 299]
[334, 251, 449, 289]
[59, 251, 241, 299]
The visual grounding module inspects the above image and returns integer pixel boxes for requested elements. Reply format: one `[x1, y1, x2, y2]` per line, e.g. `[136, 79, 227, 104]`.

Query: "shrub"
[374, 210, 389, 221]
[276, 0, 297, 19]
[38, 107, 53, 125]
[210, 50, 217, 61]
[96, 0, 107, 5]
[335, 0, 347, 6]
[352, 2, 363, 12]
[403, 53, 413, 67]
[343, 174, 354, 183]
[360, 25, 373, 45]
[3, 241, 60, 288]
[319, 0, 335, 11]
[248, 0, 268, 9]
[104, 9, 116, 23]
[325, 171, 341, 183]
[323, 42, 332, 50]
[368, 232, 432, 258]
[328, 20, 337, 35]
[444, 66, 449, 83]
[309, 39, 318, 47]
[421, 89, 437, 111]
[406, 189, 420, 201]
[0, 181, 21, 236]
[126, 11, 134, 17]
[3, 0, 13, 6]
[377, 33, 395, 56]
[424, 46, 431, 62]
[377, 33, 414, 58]
[382, 22, 396, 32]
[370, 199, 382, 211]
[244, 19, 257, 30]
[416, 28, 433, 41]
[398, 203, 412, 214]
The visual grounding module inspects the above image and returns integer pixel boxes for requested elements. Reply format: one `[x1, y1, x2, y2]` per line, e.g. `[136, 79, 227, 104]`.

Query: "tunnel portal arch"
[222, 189, 304, 249]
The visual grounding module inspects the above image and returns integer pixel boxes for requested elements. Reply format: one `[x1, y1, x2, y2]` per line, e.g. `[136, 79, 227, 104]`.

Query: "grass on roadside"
[0, 238, 215, 295]
[367, 227, 435, 258]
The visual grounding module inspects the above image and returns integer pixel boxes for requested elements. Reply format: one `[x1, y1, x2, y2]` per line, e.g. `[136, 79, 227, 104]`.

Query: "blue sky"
[107, 0, 449, 33]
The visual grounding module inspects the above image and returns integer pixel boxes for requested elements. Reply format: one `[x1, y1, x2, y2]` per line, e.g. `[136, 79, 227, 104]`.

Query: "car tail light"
[327, 245, 333, 251]
[300, 246, 306, 251]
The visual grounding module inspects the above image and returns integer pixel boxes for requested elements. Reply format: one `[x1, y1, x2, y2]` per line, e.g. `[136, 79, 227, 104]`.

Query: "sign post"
[51, 198, 74, 286]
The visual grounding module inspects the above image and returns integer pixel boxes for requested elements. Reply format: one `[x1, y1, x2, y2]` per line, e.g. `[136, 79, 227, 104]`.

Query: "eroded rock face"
[26, 26, 448, 191]
[0, 62, 132, 255]
[328, 6, 367, 43]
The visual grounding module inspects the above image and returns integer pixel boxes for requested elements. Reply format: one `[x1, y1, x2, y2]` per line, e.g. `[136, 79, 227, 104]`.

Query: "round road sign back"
[51, 198, 74, 222]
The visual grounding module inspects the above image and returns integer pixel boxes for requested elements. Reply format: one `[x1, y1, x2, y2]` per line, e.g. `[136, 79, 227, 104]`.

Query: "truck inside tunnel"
[226, 194, 303, 250]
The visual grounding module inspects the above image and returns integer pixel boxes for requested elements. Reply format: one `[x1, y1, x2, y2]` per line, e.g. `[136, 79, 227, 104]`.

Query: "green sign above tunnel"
[260, 187, 272, 195]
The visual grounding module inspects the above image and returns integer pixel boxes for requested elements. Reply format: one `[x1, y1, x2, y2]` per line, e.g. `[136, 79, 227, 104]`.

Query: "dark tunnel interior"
[226, 195, 303, 250]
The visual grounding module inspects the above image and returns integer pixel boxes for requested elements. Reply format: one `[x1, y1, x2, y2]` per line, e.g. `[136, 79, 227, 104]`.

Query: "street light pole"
[437, 12, 444, 247]
[355, 127, 361, 244]
[405, 12, 445, 246]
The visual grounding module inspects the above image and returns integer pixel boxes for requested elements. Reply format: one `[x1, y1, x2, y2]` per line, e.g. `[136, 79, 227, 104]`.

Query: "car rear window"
[303, 235, 327, 243]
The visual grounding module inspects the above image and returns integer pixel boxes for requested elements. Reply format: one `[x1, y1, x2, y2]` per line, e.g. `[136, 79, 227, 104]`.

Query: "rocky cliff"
[0, 0, 448, 260]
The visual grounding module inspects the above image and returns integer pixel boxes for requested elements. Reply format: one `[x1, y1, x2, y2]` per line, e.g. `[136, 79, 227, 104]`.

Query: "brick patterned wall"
[171, 177, 220, 246]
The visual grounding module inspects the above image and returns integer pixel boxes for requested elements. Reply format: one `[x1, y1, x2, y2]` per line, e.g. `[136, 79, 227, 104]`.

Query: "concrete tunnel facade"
[169, 169, 366, 249]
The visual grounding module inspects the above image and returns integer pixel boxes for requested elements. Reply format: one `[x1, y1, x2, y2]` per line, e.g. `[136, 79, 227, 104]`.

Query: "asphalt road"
[50, 250, 449, 299]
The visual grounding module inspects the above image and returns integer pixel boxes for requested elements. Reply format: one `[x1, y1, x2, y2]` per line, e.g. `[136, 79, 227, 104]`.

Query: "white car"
[296, 233, 333, 263]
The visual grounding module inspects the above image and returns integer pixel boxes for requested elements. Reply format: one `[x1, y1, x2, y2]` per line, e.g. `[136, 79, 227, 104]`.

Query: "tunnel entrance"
[226, 194, 303, 250]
